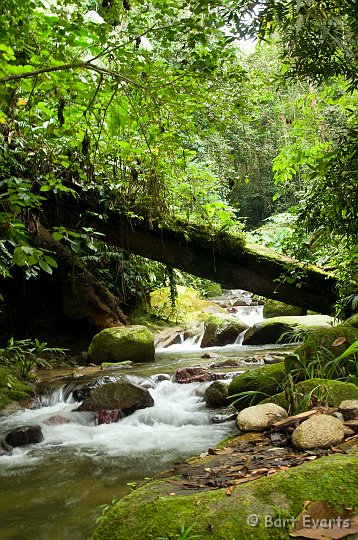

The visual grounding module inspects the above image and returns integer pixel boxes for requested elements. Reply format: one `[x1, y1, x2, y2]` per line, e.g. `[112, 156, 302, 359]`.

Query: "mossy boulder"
[88, 325, 155, 364]
[263, 299, 306, 319]
[0, 367, 35, 412]
[340, 313, 358, 329]
[228, 363, 287, 410]
[92, 454, 358, 540]
[293, 325, 358, 365]
[201, 314, 248, 348]
[262, 378, 358, 410]
[242, 315, 334, 345]
[204, 381, 229, 407]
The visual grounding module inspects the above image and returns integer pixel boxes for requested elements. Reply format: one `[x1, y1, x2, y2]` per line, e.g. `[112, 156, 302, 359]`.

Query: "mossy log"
[41, 189, 338, 314]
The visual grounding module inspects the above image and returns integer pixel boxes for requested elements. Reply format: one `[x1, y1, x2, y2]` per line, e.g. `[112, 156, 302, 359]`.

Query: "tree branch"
[0, 61, 137, 86]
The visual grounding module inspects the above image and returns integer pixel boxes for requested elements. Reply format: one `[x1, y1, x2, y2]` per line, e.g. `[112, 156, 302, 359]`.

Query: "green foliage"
[156, 524, 202, 540]
[0, 337, 66, 379]
[226, 0, 358, 89]
[95, 497, 119, 525]
[284, 336, 358, 383]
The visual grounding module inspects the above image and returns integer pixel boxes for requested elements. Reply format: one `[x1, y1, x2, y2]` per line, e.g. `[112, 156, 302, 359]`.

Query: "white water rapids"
[0, 379, 232, 471]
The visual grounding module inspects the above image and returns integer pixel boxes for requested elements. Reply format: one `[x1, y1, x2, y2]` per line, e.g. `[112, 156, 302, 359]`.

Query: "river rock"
[77, 379, 154, 415]
[5, 425, 44, 447]
[263, 299, 306, 318]
[228, 363, 287, 410]
[204, 381, 229, 406]
[154, 327, 183, 348]
[97, 409, 124, 424]
[175, 367, 223, 384]
[43, 415, 70, 426]
[242, 315, 334, 345]
[88, 325, 155, 364]
[338, 400, 358, 420]
[291, 414, 345, 449]
[152, 374, 171, 383]
[72, 376, 117, 402]
[200, 314, 248, 348]
[236, 403, 288, 432]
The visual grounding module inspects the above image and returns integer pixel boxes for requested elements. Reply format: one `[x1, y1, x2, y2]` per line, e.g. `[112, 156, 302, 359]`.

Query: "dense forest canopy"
[0, 0, 357, 327]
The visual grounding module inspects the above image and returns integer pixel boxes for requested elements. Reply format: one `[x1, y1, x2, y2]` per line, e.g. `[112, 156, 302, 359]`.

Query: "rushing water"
[0, 301, 281, 540]
[0, 373, 235, 540]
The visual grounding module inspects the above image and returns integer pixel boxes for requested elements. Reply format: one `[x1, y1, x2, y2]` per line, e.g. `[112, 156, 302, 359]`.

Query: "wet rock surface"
[77, 379, 154, 415]
[175, 366, 225, 384]
[5, 425, 44, 447]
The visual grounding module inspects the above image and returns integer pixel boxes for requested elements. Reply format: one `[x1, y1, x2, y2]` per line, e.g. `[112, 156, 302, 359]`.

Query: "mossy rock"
[294, 325, 358, 365]
[92, 454, 358, 540]
[0, 367, 34, 412]
[263, 299, 306, 319]
[203, 282, 222, 298]
[227, 363, 287, 410]
[88, 325, 155, 365]
[262, 378, 358, 410]
[340, 313, 358, 329]
[242, 315, 334, 345]
[204, 381, 228, 407]
[201, 313, 248, 348]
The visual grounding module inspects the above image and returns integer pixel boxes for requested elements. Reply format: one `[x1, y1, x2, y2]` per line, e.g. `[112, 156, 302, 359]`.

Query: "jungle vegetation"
[0, 0, 357, 337]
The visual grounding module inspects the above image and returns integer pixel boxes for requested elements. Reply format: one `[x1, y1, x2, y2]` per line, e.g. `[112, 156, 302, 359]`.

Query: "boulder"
[262, 379, 358, 410]
[236, 403, 288, 432]
[338, 400, 358, 420]
[291, 414, 345, 449]
[204, 381, 229, 407]
[263, 299, 306, 319]
[5, 425, 44, 447]
[154, 327, 184, 348]
[340, 313, 358, 329]
[228, 363, 287, 410]
[72, 376, 118, 402]
[77, 379, 154, 415]
[200, 314, 248, 348]
[91, 452, 358, 540]
[242, 315, 334, 345]
[293, 325, 358, 371]
[175, 367, 223, 384]
[88, 325, 155, 365]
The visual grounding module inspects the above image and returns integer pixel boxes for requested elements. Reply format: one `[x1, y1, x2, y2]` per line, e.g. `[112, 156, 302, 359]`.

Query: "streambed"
[0, 303, 290, 540]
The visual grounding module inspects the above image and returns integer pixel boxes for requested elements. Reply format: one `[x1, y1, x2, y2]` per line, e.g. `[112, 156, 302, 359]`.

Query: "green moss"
[0, 367, 34, 412]
[243, 315, 334, 345]
[295, 325, 358, 362]
[340, 313, 358, 329]
[263, 299, 306, 319]
[92, 454, 358, 540]
[262, 378, 358, 410]
[228, 363, 287, 410]
[88, 325, 155, 364]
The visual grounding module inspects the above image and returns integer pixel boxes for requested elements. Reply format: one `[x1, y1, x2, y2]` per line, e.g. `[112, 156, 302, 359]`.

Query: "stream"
[0, 301, 289, 540]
